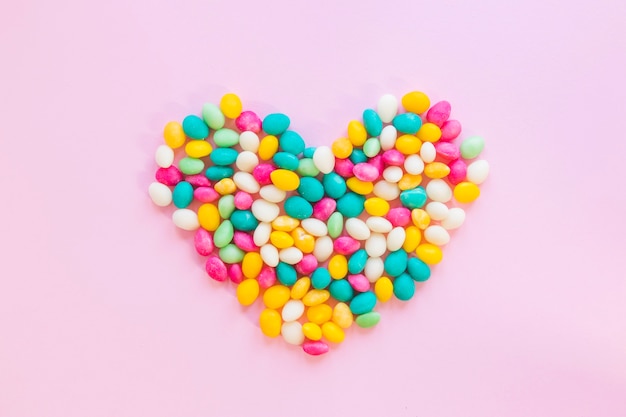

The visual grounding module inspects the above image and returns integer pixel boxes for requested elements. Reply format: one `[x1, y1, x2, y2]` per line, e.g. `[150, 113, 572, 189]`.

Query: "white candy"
[404, 154, 425, 175]
[253, 222, 271, 246]
[420, 142, 436, 163]
[239, 131, 260, 152]
[382, 166, 403, 183]
[260, 244, 279, 267]
[281, 321, 305, 345]
[301, 218, 328, 237]
[313, 146, 335, 174]
[366, 216, 393, 233]
[251, 200, 280, 222]
[380, 125, 398, 151]
[387, 227, 406, 251]
[172, 209, 199, 231]
[259, 185, 286, 203]
[377, 94, 398, 123]
[155, 145, 174, 168]
[425, 201, 449, 221]
[364, 257, 384, 282]
[313, 236, 334, 263]
[345, 218, 371, 240]
[426, 179, 452, 202]
[467, 160, 490, 184]
[424, 225, 450, 245]
[279, 247, 304, 264]
[373, 180, 401, 200]
[282, 300, 305, 321]
[365, 233, 387, 257]
[148, 182, 172, 207]
[233, 171, 260, 194]
[235, 151, 259, 173]
[441, 207, 466, 230]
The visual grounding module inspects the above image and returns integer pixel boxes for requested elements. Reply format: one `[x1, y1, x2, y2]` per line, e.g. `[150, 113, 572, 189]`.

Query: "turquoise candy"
[218, 244, 244, 264]
[460, 136, 485, 159]
[214, 220, 234, 248]
[297, 177, 324, 203]
[178, 157, 205, 175]
[182, 115, 209, 139]
[303, 147, 316, 158]
[284, 196, 313, 219]
[329, 279, 354, 302]
[172, 181, 193, 208]
[384, 250, 408, 277]
[213, 128, 239, 147]
[205, 166, 233, 181]
[355, 311, 381, 328]
[393, 273, 415, 301]
[327, 212, 344, 238]
[311, 268, 332, 289]
[349, 291, 376, 315]
[262, 113, 290, 135]
[218, 195, 235, 219]
[349, 149, 367, 164]
[392, 112, 422, 134]
[336, 192, 365, 217]
[279, 130, 305, 155]
[348, 249, 368, 274]
[230, 210, 258, 231]
[276, 262, 297, 286]
[363, 109, 383, 136]
[210, 148, 238, 166]
[400, 186, 428, 209]
[273, 152, 300, 170]
[323, 172, 347, 199]
[407, 257, 431, 282]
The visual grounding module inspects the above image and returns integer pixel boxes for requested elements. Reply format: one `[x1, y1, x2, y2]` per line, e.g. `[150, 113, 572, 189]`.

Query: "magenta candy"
[258, 266, 277, 289]
[312, 198, 337, 221]
[194, 228, 215, 256]
[185, 174, 210, 187]
[233, 231, 257, 251]
[447, 159, 467, 185]
[426, 101, 452, 127]
[296, 254, 318, 275]
[155, 166, 183, 186]
[302, 340, 329, 355]
[334, 158, 355, 178]
[386, 207, 411, 227]
[382, 150, 405, 166]
[348, 274, 370, 292]
[368, 155, 384, 175]
[205, 256, 228, 282]
[235, 110, 262, 133]
[194, 186, 219, 203]
[353, 163, 379, 182]
[440, 119, 462, 141]
[434, 141, 460, 160]
[229, 263, 244, 284]
[252, 163, 275, 185]
[234, 191, 253, 210]
[333, 236, 360, 255]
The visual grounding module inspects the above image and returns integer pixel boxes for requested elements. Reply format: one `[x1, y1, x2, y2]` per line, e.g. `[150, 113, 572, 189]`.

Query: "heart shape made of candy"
[148, 92, 489, 356]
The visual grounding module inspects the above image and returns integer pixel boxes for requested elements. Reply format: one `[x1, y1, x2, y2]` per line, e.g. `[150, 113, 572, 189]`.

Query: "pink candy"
[447, 159, 467, 185]
[386, 207, 411, 227]
[258, 266, 277, 289]
[368, 155, 384, 175]
[348, 274, 370, 292]
[194, 186, 219, 203]
[253, 164, 275, 185]
[334, 236, 360, 255]
[234, 191, 253, 210]
[155, 166, 183, 185]
[313, 198, 337, 221]
[434, 141, 460, 160]
[185, 174, 210, 187]
[302, 340, 329, 356]
[235, 110, 262, 133]
[205, 256, 227, 282]
[296, 254, 318, 275]
[233, 231, 257, 252]
[194, 228, 214, 256]
[440, 119, 462, 141]
[352, 163, 379, 182]
[229, 263, 244, 284]
[334, 158, 355, 178]
[426, 100, 451, 127]
[382, 149, 405, 166]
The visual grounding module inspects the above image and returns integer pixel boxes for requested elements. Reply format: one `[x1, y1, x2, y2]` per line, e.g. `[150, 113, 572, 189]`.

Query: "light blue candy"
[303, 147, 316, 158]
[392, 113, 422, 134]
[172, 181, 193, 208]
[350, 291, 376, 315]
[276, 262, 297, 286]
[393, 273, 415, 301]
[384, 250, 408, 277]
[297, 177, 324, 203]
[182, 115, 209, 139]
[348, 249, 368, 275]
[230, 210, 258, 231]
[336, 193, 365, 217]
[407, 258, 431, 282]
[311, 268, 332, 289]
[262, 113, 290, 135]
[323, 173, 347, 199]
[279, 130, 305, 155]
[205, 166, 233, 181]
[400, 186, 428, 209]
[284, 196, 313, 219]
[349, 149, 367, 164]
[273, 152, 300, 170]
[363, 109, 383, 136]
[210, 148, 238, 166]
[329, 279, 354, 302]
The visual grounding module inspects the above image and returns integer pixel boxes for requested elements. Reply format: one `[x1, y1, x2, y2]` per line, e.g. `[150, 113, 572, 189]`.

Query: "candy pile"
[148, 92, 489, 355]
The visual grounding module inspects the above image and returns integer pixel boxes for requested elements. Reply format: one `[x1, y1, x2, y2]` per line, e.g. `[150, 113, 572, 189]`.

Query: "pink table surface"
[1, 0, 625, 416]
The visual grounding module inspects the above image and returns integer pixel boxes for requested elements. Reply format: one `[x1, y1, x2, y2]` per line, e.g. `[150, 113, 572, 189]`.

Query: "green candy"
[218, 195, 235, 219]
[214, 220, 234, 248]
[356, 311, 381, 328]
[327, 212, 344, 238]
[202, 103, 225, 130]
[219, 244, 244, 264]
[296, 158, 320, 177]
[336, 193, 365, 217]
[213, 128, 239, 147]
[178, 157, 205, 175]
[363, 138, 381, 157]
[460, 136, 485, 159]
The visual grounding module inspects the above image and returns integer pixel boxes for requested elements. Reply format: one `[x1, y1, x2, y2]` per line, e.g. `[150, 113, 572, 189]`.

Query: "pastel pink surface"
[1, 1, 626, 417]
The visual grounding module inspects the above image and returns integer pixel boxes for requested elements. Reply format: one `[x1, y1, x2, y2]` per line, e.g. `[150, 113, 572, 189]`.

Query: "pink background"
[1, 0, 625, 416]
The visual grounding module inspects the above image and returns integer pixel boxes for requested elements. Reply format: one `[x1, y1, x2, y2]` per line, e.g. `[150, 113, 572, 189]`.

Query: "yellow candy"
[328, 254, 348, 279]
[332, 302, 353, 329]
[236, 279, 260, 306]
[272, 216, 300, 232]
[454, 182, 481, 203]
[184, 140, 212, 158]
[302, 289, 330, 306]
[401, 91, 431, 114]
[258, 135, 279, 160]
[416, 243, 443, 265]
[395, 134, 422, 155]
[332, 137, 353, 159]
[416, 122, 442, 142]
[364, 197, 390, 216]
[411, 209, 430, 230]
[346, 177, 374, 195]
[270, 169, 300, 191]
[197, 203, 220, 231]
[291, 277, 311, 300]
[292, 227, 315, 253]
[263, 285, 291, 309]
[259, 309, 281, 337]
[374, 277, 394, 302]
[270, 231, 294, 249]
[219, 93, 243, 119]
[424, 162, 450, 179]
[214, 178, 236, 195]
[347, 120, 367, 146]
[163, 121, 186, 149]
[398, 174, 422, 190]
[321, 322, 345, 343]
[306, 303, 333, 324]
[302, 322, 323, 341]
[403, 226, 422, 252]
[242, 252, 263, 279]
